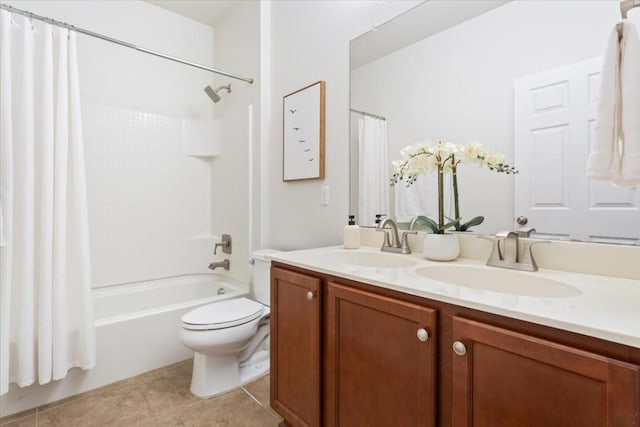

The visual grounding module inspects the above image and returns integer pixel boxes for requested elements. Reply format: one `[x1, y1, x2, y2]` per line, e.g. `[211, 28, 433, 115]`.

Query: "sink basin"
[321, 250, 417, 269]
[415, 265, 580, 297]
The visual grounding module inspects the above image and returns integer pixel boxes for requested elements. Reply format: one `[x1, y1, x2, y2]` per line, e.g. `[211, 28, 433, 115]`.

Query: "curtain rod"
[350, 108, 386, 121]
[0, 3, 254, 84]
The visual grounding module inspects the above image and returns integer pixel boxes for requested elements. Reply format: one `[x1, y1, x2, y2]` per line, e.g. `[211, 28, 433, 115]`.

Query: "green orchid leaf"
[459, 216, 485, 231]
[420, 216, 440, 233]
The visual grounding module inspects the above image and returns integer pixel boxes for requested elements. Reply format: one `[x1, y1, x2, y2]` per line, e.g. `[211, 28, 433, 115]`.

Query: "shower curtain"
[358, 116, 389, 226]
[0, 11, 95, 395]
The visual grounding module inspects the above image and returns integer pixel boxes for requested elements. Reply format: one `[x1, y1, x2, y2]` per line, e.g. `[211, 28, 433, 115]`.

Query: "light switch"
[320, 186, 330, 206]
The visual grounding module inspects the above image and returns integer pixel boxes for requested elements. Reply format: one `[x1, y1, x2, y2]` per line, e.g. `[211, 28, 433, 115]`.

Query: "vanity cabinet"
[324, 281, 437, 426]
[451, 316, 640, 427]
[271, 263, 640, 427]
[271, 267, 322, 427]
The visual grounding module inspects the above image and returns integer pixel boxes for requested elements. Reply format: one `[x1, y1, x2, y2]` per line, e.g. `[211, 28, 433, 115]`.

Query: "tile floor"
[0, 360, 282, 427]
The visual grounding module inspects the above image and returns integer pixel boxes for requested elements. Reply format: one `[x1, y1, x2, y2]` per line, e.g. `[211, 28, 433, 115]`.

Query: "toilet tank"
[252, 249, 280, 306]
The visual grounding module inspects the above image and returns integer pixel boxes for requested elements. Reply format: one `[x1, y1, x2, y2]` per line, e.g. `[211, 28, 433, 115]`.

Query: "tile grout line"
[241, 386, 263, 407]
[241, 385, 282, 424]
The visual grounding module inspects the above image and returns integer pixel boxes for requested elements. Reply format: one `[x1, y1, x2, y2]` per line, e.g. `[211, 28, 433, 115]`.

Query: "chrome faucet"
[479, 231, 549, 272]
[516, 227, 536, 238]
[376, 217, 416, 254]
[499, 231, 519, 263]
[208, 259, 230, 271]
[408, 215, 431, 231]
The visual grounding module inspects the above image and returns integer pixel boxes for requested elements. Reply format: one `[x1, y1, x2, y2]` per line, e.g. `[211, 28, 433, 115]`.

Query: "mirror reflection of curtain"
[0, 12, 95, 394]
[358, 116, 388, 225]
[393, 172, 452, 225]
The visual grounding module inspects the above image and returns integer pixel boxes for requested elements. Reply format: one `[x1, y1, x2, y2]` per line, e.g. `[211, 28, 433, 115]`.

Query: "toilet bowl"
[180, 250, 277, 398]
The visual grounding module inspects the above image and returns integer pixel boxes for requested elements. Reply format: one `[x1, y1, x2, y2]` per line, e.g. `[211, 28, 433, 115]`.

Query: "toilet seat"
[182, 298, 264, 331]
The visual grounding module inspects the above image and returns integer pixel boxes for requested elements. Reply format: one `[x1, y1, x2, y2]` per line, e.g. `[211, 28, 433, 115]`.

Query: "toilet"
[180, 249, 277, 398]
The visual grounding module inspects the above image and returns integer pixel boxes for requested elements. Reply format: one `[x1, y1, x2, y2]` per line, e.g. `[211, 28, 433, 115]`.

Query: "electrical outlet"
[320, 186, 330, 206]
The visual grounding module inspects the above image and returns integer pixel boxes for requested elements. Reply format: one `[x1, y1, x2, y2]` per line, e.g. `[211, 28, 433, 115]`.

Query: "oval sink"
[415, 265, 580, 297]
[321, 250, 417, 269]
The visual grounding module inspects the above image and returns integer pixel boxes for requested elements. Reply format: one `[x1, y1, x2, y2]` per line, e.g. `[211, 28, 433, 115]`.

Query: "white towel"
[587, 21, 640, 187]
[586, 24, 621, 181]
[617, 22, 640, 186]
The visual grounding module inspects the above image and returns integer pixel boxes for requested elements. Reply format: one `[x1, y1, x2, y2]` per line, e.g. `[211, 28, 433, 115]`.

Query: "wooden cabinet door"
[325, 281, 438, 427]
[271, 267, 322, 427]
[452, 316, 640, 427]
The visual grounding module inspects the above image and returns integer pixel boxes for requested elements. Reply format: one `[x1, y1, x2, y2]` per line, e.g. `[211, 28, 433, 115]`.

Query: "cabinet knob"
[306, 291, 316, 301]
[417, 328, 429, 342]
[452, 341, 467, 356]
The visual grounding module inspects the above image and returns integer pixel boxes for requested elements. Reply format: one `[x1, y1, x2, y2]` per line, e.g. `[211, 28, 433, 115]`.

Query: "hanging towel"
[617, 22, 640, 186]
[587, 21, 640, 186]
[586, 23, 622, 181]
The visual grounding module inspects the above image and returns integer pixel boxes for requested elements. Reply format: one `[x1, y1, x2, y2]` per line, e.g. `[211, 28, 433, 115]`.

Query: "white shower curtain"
[358, 116, 389, 226]
[0, 11, 95, 395]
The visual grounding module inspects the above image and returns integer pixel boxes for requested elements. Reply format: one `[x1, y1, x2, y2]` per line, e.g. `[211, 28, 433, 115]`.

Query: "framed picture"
[283, 81, 326, 181]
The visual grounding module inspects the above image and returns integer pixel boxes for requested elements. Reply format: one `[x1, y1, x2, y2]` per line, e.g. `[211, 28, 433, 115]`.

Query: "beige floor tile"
[244, 374, 283, 423]
[37, 384, 157, 427]
[243, 374, 271, 408]
[0, 413, 36, 427]
[3, 360, 279, 427]
[157, 388, 280, 427]
[139, 360, 200, 418]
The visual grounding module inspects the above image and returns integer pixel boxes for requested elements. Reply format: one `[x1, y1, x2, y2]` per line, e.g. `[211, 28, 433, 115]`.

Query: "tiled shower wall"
[84, 104, 218, 288]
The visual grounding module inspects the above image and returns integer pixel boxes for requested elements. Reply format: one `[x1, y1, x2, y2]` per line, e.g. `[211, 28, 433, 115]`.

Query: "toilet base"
[189, 350, 270, 398]
[239, 349, 270, 385]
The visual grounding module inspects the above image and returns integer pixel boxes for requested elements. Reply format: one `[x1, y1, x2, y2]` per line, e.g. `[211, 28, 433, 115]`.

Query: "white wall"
[211, 1, 261, 284]
[5, 1, 219, 287]
[352, 1, 623, 234]
[266, 0, 420, 250]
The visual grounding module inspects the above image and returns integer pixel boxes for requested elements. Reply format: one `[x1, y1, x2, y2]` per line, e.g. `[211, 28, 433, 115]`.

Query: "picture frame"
[282, 80, 326, 181]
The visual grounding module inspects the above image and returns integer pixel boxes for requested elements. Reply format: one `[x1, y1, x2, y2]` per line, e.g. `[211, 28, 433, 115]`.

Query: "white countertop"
[268, 246, 640, 349]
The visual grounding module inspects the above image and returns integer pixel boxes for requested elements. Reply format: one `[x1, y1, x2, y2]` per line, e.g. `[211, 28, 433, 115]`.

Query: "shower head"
[204, 85, 221, 103]
[204, 84, 232, 103]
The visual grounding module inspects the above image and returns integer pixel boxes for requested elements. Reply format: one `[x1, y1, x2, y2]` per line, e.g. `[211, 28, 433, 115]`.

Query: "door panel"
[452, 316, 640, 427]
[514, 57, 640, 243]
[325, 282, 437, 427]
[271, 267, 322, 427]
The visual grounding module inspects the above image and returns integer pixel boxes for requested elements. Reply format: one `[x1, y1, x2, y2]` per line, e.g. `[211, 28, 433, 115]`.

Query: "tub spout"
[208, 259, 230, 271]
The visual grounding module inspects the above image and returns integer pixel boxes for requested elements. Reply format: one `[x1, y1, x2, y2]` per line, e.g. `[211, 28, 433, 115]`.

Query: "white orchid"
[463, 139, 514, 173]
[463, 140, 486, 164]
[391, 139, 518, 233]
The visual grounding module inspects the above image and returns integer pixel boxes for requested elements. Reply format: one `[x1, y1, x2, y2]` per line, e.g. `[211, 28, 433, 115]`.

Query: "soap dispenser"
[343, 215, 360, 250]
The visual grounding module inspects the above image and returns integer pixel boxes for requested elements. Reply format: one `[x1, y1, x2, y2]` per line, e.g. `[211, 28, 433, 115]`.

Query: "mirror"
[350, 0, 640, 244]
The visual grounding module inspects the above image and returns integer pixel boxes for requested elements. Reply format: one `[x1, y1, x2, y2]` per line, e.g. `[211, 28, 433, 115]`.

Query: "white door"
[514, 58, 640, 244]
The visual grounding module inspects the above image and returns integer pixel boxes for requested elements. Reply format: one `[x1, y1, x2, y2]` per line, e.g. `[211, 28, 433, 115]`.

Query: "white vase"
[422, 233, 460, 261]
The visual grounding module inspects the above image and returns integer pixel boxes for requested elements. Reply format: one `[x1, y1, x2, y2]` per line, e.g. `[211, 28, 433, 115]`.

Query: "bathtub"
[93, 273, 248, 325]
[1, 274, 249, 417]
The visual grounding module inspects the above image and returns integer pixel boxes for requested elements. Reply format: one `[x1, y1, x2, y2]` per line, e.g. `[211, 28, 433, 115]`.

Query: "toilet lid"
[181, 298, 264, 331]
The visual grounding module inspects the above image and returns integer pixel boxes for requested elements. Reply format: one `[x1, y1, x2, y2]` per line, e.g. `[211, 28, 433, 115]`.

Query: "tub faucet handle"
[214, 234, 232, 255]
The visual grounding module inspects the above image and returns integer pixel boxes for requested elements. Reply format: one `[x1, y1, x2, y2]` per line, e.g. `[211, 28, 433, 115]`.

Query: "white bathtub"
[1, 274, 249, 417]
[93, 273, 247, 325]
